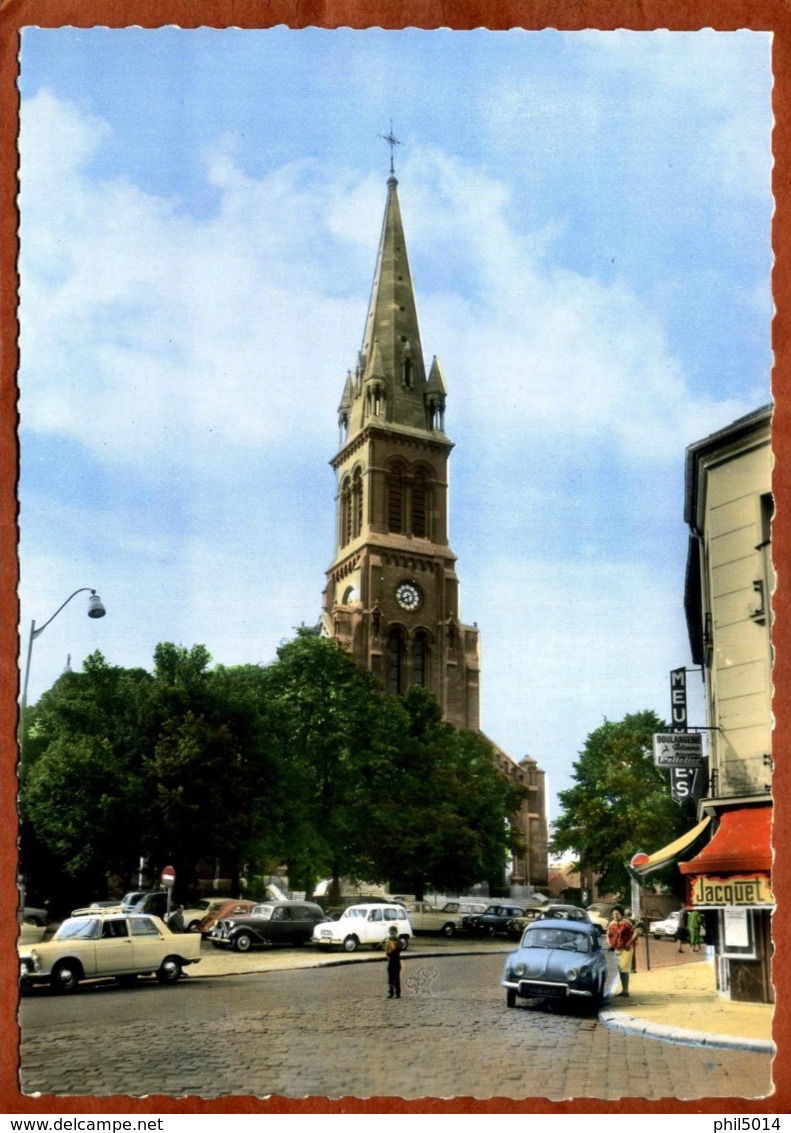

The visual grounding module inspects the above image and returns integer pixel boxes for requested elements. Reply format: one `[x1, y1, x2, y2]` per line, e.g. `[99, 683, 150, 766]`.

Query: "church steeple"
[324, 167, 478, 733]
[343, 174, 439, 440]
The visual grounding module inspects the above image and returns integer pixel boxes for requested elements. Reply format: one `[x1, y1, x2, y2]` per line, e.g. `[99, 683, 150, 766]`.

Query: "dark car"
[462, 904, 527, 937]
[502, 918, 618, 1011]
[129, 892, 170, 919]
[210, 901, 327, 952]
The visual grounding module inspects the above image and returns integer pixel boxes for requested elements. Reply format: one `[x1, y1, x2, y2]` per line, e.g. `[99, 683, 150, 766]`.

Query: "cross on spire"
[380, 124, 402, 175]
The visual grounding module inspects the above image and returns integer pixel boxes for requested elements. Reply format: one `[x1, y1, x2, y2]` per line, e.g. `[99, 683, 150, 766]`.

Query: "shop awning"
[679, 804, 772, 876]
[629, 816, 711, 876]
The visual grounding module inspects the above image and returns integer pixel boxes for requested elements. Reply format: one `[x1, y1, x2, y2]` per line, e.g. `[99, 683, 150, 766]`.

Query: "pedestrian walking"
[606, 907, 637, 997]
[687, 907, 703, 952]
[167, 904, 185, 934]
[385, 925, 402, 999]
[675, 907, 689, 953]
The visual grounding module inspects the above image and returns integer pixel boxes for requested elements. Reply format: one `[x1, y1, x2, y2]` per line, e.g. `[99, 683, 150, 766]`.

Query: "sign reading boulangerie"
[653, 733, 705, 766]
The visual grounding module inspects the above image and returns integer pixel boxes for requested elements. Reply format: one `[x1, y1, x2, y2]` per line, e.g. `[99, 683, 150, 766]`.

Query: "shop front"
[679, 803, 773, 1004]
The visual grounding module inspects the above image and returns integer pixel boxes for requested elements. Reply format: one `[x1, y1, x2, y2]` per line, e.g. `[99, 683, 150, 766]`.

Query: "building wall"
[696, 422, 772, 799]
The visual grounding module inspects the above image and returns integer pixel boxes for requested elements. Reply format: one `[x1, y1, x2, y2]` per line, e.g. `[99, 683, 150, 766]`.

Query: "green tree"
[551, 710, 696, 899]
[261, 628, 396, 899]
[356, 686, 527, 898]
[20, 654, 153, 906]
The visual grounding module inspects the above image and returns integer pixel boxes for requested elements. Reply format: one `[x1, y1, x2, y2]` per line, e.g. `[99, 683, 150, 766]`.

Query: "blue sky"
[17, 28, 772, 820]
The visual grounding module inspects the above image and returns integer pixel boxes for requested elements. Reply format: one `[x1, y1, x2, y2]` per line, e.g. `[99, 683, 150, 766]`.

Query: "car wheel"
[342, 935, 358, 953]
[398, 935, 410, 952]
[156, 957, 182, 984]
[187, 920, 201, 933]
[441, 922, 456, 938]
[115, 974, 138, 988]
[506, 988, 517, 1008]
[51, 961, 81, 993]
[234, 933, 253, 953]
[487, 925, 497, 938]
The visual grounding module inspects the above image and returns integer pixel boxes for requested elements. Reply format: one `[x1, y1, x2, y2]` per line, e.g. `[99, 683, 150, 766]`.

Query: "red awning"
[679, 804, 772, 876]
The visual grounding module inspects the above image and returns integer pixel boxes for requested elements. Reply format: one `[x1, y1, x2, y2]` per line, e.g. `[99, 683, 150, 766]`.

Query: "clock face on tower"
[395, 581, 422, 611]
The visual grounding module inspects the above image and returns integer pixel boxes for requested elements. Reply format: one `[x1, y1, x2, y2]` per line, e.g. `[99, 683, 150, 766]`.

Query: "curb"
[597, 1008, 776, 1054]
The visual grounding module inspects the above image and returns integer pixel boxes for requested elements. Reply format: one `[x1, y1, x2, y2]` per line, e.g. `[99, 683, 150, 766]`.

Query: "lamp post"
[21, 587, 106, 712]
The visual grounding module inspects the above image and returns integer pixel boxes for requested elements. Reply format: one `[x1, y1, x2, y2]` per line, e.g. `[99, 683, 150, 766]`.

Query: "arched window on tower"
[387, 627, 405, 695]
[387, 463, 405, 534]
[352, 468, 363, 539]
[412, 631, 429, 689]
[339, 478, 352, 547]
[411, 469, 429, 538]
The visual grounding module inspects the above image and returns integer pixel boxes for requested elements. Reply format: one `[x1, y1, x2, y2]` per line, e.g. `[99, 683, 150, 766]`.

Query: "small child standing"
[385, 925, 402, 998]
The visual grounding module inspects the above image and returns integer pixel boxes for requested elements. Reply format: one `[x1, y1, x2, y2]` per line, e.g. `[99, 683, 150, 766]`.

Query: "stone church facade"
[321, 169, 548, 894]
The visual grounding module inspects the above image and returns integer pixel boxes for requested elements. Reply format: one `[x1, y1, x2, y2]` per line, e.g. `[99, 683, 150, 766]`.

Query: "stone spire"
[344, 174, 433, 439]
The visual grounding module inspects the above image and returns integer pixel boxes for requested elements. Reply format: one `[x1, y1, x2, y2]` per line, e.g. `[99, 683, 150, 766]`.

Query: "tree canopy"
[20, 631, 525, 911]
[550, 710, 696, 900]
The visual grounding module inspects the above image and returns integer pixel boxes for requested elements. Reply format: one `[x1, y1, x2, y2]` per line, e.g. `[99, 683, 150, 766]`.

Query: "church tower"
[322, 169, 480, 730]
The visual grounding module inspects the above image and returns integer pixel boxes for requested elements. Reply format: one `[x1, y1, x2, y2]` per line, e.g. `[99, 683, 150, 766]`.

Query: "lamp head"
[87, 592, 106, 619]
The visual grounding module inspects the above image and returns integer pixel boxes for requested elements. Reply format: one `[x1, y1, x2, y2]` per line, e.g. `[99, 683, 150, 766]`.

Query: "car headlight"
[513, 962, 526, 977]
[29, 950, 41, 973]
[566, 968, 578, 981]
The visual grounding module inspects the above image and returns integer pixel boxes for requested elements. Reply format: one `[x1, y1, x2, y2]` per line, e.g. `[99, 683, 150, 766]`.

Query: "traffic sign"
[652, 733, 705, 767]
[160, 865, 176, 888]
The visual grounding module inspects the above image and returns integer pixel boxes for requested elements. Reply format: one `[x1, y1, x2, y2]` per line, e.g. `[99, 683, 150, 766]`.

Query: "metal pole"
[21, 619, 37, 713]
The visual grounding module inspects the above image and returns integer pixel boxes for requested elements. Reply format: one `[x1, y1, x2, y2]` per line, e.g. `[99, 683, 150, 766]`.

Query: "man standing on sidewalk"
[607, 908, 637, 997]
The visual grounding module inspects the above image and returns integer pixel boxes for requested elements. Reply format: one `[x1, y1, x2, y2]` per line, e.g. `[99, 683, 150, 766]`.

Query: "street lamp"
[21, 587, 107, 711]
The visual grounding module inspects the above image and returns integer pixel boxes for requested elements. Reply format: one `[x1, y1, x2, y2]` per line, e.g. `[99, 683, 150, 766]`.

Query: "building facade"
[679, 405, 773, 1003]
[321, 169, 548, 893]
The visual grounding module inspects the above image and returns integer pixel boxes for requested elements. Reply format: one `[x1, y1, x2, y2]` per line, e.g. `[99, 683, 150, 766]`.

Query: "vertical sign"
[670, 667, 687, 731]
[670, 765, 705, 804]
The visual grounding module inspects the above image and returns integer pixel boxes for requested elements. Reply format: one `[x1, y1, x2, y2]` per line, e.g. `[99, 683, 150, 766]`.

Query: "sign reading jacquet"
[690, 873, 774, 907]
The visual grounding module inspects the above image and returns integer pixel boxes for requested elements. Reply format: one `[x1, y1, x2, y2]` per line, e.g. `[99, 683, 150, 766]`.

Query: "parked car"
[312, 903, 412, 952]
[130, 892, 171, 919]
[502, 918, 618, 1011]
[210, 901, 327, 951]
[506, 907, 545, 939]
[648, 910, 684, 939]
[18, 912, 202, 993]
[120, 890, 163, 913]
[585, 902, 621, 932]
[405, 901, 467, 937]
[195, 899, 258, 936]
[461, 904, 526, 936]
[21, 905, 48, 926]
[181, 898, 233, 933]
[72, 900, 124, 916]
[538, 904, 592, 923]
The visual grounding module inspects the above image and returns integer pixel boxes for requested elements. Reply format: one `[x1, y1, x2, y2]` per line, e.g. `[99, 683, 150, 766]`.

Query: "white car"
[19, 912, 202, 992]
[312, 903, 412, 952]
[648, 910, 683, 939]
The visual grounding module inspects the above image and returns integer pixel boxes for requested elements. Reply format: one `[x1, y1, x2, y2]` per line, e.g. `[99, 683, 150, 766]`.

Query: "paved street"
[18, 951, 773, 1101]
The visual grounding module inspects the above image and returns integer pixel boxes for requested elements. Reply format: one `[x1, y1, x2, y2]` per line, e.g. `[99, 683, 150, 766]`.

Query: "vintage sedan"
[312, 903, 412, 952]
[462, 904, 526, 936]
[19, 912, 202, 993]
[502, 919, 617, 1011]
[648, 910, 684, 939]
[210, 901, 327, 951]
[195, 898, 257, 936]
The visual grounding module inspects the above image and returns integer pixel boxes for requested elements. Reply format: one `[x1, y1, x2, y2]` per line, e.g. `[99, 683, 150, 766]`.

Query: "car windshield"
[344, 908, 366, 918]
[56, 917, 102, 941]
[522, 927, 590, 953]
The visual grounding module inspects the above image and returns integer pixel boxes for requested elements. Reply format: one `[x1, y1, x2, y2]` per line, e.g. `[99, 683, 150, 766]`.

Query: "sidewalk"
[600, 958, 775, 1053]
[190, 939, 775, 1053]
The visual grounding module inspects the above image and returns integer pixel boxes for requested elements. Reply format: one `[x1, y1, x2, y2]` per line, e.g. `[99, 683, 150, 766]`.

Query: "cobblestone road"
[18, 953, 773, 1102]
